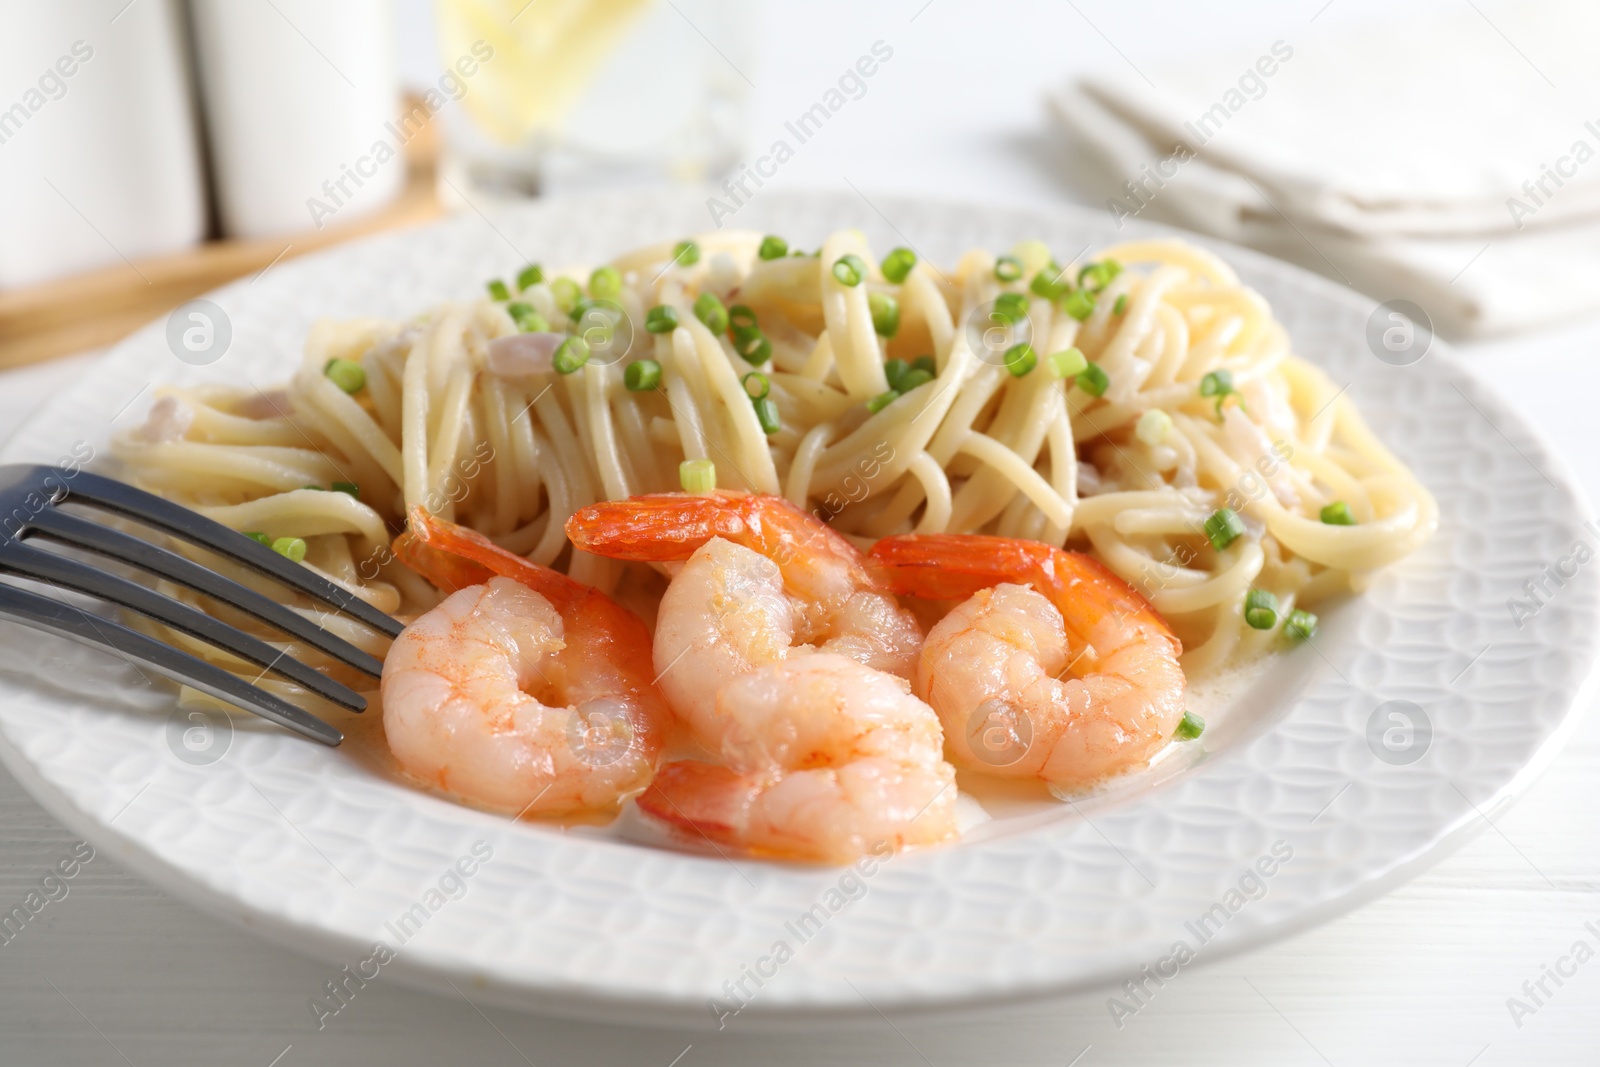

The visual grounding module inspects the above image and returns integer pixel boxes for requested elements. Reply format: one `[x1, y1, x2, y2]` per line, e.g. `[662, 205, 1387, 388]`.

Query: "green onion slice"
[881, 247, 917, 284]
[624, 360, 661, 391]
[516, 263, 544, 291]
[1004, 342, 1037, 377]
[1203, 507, 1244, 550]
[1244, 587, 1279, 630]
[486, 279, 510, 301]
[742, 371, 770, 400]
[323, 358, 366, 394]
[673, 240, 700, 266]
[758, 235, 788, 260]
[1286, 609, 1319, 640]
[1062, 289, 1097, 321]
[271, 536, 307, 563]
[832, 253, 867, 287]
[752, 396, 781, 435]
[1173, 711, 1205, 740]
[694, 291, 729, 333]
[995, 255, 1023, 282]
[552, 337, 590, 375]
[589, 265, 622, 300]
[1076, 360, 1110, 396]
[680, 458, 715, 493]
[1320, 501, 1355, 525]
[868, 292, 901, 337]
[1048, 347, 1087, 380]
[645, 305, 680, 333]
[866, 389, 898, 414]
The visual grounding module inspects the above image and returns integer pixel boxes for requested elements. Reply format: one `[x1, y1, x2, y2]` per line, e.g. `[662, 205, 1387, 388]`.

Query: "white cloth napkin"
[1048, 0, 1600, 338]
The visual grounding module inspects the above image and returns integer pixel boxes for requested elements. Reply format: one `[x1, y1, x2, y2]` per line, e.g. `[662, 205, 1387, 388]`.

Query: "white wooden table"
[3, 0, 1597, 1062]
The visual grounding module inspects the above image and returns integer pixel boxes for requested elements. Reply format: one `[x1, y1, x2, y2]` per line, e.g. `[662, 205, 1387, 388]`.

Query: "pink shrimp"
[869, 533, 1186, 789]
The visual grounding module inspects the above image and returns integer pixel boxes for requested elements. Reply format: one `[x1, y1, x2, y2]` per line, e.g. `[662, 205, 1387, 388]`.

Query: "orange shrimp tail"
[635, 760, 759, 845]
[568, 491, 871, 578]
[395, 507, 584, 607]
[868, 534, 1059, 600]
[870, 533, 1176, 645]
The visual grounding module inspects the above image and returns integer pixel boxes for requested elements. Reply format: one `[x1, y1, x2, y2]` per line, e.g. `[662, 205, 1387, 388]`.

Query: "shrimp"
[565, 492, 923, 730]
[635, 655, 957, 864]
[566, 493, 954, 862]
[380, 508, 671, 815]
[869, 533, 1186, 789]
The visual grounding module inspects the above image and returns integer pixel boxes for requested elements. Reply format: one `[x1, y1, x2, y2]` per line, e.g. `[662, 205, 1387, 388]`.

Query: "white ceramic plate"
[1, 191, 1595, 1030]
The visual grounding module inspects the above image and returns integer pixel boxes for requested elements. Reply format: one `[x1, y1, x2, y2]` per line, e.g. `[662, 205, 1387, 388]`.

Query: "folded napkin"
[1049, 0, 1600, 338]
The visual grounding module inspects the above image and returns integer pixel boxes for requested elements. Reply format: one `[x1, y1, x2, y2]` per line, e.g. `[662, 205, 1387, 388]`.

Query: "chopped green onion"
[733, 334, 770, 365]
[694, 292, 729, 333]
[1048, 347, 1087, 380]
[644, 304, 680, 333]
[742, 371, 770, 400]
[271, 536, 307, 563]
[1030, 264, 1067, 300]
[995, 255, 1023, 282]
[244, 531, 271, 546]
[1286, 609, 1319, 641]
[301, 484, 323, 491]
[332, 481, 360, 498]
[911, 354, 937, 376]
[1244, 587, 1279, 630]
[868, 292, 901, 337]
[1174, 710, 1205, 740]
[516, 264, 544, 291]
[506, 302, 548, 332]
[1199, 369, 1237, 417]
[758, 235, 788, 260]
[680, 458, 716, 493]
[1114, 294, 1128, 316]
[752, 396, 781, 435]
[897, 368, 934, 392]
[552, 337, 590, 375]
[1003, 342, 1037, 377]
[1061, 288, 1097, 321]
[728, 304, 759, 333]
[883, 358, 910, 391]
[992, 291, 1029, 324]
[1320, 501, 1355, 526]
[1078, 259, 1123, 291]
[486, 279, 511, 301]
[832, 253, 867, 287]
[672, 240, 700, 266]
[549, 277, 581, 314]
[1198, 369, 1234, 398]
[866, 389, 899, 414]
[881, 247, 917, 284]
[1203, 507, 1245, 550]
[1076, 360, 1110, 397]
[1135, 408, 1172, 445]
[323, 358, 366, 394]
[625, 359, 662, 392]
[589, 266, 622, 300]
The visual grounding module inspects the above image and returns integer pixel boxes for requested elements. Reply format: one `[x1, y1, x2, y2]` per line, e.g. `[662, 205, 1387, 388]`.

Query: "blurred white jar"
[188, 0, 401, 238]
[0, 0, 207, 288]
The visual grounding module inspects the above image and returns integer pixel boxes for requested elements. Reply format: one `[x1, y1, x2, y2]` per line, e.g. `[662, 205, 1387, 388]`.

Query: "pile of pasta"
[115, 230, 1434, 678]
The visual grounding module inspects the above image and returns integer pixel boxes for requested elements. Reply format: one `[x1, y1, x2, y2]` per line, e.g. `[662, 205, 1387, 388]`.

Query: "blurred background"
[5, 0, 1600, 366]
[2, 2, 1599, 1064]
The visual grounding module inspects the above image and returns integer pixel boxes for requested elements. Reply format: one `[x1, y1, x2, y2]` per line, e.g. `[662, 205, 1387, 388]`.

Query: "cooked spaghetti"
[114, 230, 1435, 680]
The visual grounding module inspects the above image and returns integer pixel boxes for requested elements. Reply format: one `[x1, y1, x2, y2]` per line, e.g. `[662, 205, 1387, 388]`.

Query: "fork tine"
[25, 507, 385, 678]
[51, 467, 405, 639]
[2, 544, 366, 712]
[0, 582, 341, 745]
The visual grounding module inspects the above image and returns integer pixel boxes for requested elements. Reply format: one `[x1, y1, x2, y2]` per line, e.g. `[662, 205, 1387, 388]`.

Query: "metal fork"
[0, 464, 404, 745]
